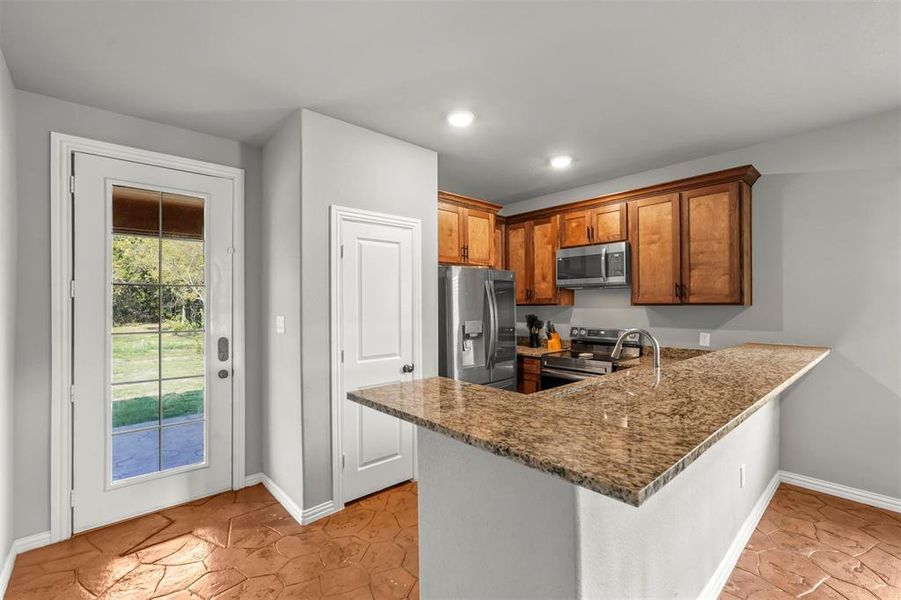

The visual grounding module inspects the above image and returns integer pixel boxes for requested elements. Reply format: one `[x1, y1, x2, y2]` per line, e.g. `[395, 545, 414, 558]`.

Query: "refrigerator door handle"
[484, 280, 498, 370]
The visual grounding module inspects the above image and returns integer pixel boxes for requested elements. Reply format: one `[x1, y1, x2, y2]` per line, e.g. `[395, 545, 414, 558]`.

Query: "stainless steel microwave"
[556, 241, 631, 289]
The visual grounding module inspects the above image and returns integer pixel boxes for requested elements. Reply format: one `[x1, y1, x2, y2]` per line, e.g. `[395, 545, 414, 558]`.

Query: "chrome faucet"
[611, 328, 661, 371]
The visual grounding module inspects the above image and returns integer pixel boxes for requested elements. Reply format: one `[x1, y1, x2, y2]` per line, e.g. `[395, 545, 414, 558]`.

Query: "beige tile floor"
[6, 481, 419, 599]
[721, 483, 901, 599]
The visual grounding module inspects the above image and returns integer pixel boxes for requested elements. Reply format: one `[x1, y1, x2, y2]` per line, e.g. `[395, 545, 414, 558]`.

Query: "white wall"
[13, 91, 264, 538]
[260, 110, 304, 505]
[503, 110, 901, 499]
[0, 29, 19, 585]
[299, 110, 438, 507]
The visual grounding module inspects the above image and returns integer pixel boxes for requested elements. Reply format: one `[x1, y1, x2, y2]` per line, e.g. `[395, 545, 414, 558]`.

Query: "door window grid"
[111, 186, 206, 481]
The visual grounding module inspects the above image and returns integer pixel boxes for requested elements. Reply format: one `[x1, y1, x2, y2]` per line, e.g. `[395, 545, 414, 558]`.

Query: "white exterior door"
[72, 153, 234, 532]
[338, 210, 418, 502]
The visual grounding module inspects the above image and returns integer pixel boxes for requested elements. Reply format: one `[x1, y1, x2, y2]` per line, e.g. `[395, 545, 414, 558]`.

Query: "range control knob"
[579, 328, 587, 336]
[570, 327, 579, 337]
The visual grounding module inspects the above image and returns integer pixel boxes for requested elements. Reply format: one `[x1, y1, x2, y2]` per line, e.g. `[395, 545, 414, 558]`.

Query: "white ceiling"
[1, 1, 898, 203]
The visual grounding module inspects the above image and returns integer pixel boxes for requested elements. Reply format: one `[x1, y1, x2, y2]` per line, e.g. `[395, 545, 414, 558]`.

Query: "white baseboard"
[301, 500, 337, 525]
[0, 530, 53, 597]
[245, 472, 338, 526]
[13, 531, 52, 555]
[244, 472, 265, 487]
[698, 471, 781, 600]
[780, 471, 901, 513]
[0, 542, 14, 600]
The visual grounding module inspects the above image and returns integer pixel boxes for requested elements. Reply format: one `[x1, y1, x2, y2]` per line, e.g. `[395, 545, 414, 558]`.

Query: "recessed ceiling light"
[447, 110, 475, 128]
[550, 155, 573, 169]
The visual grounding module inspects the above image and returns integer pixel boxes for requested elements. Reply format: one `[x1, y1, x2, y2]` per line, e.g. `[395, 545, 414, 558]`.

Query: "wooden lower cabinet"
[517, 356, 541, 394]
[506, 216, 574, 306]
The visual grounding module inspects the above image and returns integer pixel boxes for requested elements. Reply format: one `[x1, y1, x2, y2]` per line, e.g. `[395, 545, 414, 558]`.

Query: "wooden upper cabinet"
[438, 202, 464, 264]
[681, 183, 747, 304]
[464, 207, 494, 266]
[629, 182, 751, 305]
[505, 216, 573, 306]
[506, 222, 529, 304]
[437, 191, 501, 267]
[492, 218, 506, 270]
[592, 203, 627, 243]
[560, 210, 592, 248]
[560, 203, 627, 247]
[529, 216, 559, 304]
[629, 194, 681, 305]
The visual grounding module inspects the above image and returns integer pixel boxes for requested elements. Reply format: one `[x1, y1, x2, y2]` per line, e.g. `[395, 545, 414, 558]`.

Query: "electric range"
[540, 327, 641, 388]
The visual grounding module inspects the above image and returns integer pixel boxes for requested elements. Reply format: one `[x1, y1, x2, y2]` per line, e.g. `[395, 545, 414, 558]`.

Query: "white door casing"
[72, 153, 234, 532]
[333, 207, 420, 504]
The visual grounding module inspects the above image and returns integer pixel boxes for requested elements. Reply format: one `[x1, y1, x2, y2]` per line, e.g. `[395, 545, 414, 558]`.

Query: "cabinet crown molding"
[505, 165, 760, 223]
[438, 190, 504, 212]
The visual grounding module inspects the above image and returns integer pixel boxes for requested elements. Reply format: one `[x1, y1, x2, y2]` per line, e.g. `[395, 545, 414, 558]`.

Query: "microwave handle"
[600, 246, 607, 281]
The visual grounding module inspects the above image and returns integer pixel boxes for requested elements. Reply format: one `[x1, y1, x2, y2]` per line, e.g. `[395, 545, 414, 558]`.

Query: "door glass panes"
[111, 186, 207, 482]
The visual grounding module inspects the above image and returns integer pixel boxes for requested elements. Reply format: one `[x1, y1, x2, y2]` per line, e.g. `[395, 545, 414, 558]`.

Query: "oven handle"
[540, 368, 600, 381]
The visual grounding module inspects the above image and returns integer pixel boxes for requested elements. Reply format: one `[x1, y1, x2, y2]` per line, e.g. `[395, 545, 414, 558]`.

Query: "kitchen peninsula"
[349, 343, 830, 599]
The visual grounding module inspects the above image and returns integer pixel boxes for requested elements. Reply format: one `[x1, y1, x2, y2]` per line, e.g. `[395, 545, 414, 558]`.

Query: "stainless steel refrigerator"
[438, 266, 516, 390]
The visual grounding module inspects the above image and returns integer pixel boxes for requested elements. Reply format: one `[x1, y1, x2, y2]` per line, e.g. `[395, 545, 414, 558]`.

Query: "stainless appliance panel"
[488, 269, 516, 384]
[556, 241, 630, 288]
[439, 266, 491, 384]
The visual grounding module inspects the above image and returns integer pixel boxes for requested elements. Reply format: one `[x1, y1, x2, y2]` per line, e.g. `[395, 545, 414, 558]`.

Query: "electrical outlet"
[739, 464, 746, 488]
[276, 315, 285, 334]
[699, 332, 711, 347]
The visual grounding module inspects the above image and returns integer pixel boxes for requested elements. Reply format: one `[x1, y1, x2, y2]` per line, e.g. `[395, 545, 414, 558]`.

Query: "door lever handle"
[402, 364, 415, 374]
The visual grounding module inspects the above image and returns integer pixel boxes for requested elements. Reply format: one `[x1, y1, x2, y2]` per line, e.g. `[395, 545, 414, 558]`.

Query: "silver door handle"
[600, 246, 608, 281]
[484, 280, 498, 370]
[402, 364, 414, 374]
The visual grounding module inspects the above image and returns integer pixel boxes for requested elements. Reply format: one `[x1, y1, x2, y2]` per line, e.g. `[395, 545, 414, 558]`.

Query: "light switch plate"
[276, 315, 285, 334]
[699, 332, 711, 347]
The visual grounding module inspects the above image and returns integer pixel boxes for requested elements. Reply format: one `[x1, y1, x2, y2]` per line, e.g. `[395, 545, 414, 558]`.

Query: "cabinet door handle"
[586, 226, 591, 241]
[590, 226, 594, 240]
[675, 282, 680, 300]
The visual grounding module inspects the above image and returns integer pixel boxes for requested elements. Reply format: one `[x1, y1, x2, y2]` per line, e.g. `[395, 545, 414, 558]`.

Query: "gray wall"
[503, 110, 901, 498]
[260, 110, 304, 505]
[0, 33, 18, 572]
[13, 91, 264, 538]
[300, 110, 438, 507]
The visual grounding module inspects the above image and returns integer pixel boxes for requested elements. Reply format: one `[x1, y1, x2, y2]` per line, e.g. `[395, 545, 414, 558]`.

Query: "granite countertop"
[516, 345, 560, 358]
[348, 343, 830, 507]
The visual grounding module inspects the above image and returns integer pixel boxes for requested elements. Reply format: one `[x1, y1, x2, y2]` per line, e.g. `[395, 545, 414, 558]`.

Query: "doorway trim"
[50, 133, 246, 542]
[328, 205, 422, 514]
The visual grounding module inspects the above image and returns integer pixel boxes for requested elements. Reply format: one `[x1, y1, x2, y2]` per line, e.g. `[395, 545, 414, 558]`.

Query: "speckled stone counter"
[349, 343, 830, 506]
[515, 345, 560, 358]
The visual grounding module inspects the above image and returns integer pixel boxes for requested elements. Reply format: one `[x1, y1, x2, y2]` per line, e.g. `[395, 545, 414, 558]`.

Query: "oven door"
[540, 367, 602, 390]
